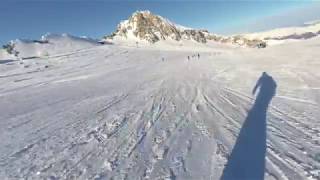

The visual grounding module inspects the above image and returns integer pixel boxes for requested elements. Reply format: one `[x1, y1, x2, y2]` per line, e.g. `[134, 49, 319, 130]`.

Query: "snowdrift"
[2, 34, 100, 60]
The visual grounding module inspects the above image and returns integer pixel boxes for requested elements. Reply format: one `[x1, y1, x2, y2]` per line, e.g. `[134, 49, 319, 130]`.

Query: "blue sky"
[1, 0, 320, 45]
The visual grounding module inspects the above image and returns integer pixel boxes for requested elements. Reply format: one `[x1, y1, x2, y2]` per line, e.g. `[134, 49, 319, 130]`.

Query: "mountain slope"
[1, 11, 320, 179]
[243, 22, 320, 42]
[105, 10, 320, 47]
[1, 33, 100, 59]
[104, 10, 267, 48]
[0, 37, 319, 179]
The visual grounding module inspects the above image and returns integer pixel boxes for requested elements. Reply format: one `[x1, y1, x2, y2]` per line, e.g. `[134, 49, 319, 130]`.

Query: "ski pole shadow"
[0, 59, 16, 64]
[221, 72, 277, 180]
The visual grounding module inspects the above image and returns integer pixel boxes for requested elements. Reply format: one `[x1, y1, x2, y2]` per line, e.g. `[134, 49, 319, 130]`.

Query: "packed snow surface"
[0, 37, 320, 180]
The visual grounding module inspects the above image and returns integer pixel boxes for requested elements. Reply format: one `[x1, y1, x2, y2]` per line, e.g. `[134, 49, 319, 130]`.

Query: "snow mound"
[0, 49, 16, 60]
[8, 33, 100, 59]
[243, 22, 320, 41]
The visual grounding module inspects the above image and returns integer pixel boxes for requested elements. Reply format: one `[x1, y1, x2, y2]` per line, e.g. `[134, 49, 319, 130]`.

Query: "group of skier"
[187, 53, 200, 61]
[161, 53, 201, 62]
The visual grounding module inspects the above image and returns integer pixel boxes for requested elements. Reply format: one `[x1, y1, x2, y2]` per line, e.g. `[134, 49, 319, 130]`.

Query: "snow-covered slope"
[243, 22, 320, 43]
[1, 9, 320, 180]
[0, 36, 319, 179]
[3, 33, 100, 59]
[0, 49, 15, 60]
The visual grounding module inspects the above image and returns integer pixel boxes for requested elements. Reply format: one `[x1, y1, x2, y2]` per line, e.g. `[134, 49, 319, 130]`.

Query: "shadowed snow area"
[0, 38, 320, 180]
[222, 72, 276, 180]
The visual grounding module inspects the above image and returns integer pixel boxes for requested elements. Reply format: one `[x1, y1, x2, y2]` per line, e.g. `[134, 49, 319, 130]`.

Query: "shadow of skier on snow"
[221, 72, 277, 180]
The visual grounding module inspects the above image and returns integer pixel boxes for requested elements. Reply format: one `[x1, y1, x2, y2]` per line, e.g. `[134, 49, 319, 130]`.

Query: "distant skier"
[162, 57, 164, 62]
[187, 56, 190, 61]
[198, 53, 200, 59]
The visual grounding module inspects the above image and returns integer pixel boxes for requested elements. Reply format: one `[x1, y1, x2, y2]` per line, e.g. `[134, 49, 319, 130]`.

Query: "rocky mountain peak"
[105, 10, 267, 48]
[109, 10, 184, 43]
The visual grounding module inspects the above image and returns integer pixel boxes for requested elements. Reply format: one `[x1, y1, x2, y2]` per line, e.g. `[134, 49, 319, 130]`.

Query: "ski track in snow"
[0, 40, 320, 180]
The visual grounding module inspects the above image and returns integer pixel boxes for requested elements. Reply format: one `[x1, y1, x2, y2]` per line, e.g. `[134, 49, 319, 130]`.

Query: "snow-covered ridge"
[106, 10, 196, 43]
[243, 22, 320, 41]
[2, 10, 320, 59]
[1, 33, 100, 59]
[104, 10, 266, 48]
[105, 10, 320, 47]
